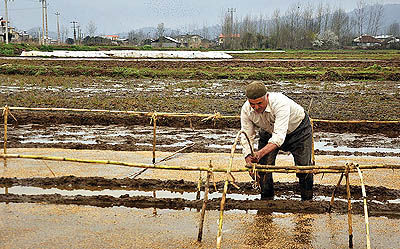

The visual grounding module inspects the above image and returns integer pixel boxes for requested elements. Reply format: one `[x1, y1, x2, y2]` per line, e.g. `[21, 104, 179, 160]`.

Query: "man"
[240, 81, 313, 200]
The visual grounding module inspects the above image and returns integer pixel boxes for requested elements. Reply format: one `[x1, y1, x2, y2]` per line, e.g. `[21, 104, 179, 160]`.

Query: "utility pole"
[71, 21, 77, 44]
[227, 8, 236, 49]
[4, 0, 9, 44]
[40, 0, 45, 44]
[77, 25, 80, 45]
[39, 0, 48, 44]
[55, 12, 60, 44]
[44, 0, 48, 44]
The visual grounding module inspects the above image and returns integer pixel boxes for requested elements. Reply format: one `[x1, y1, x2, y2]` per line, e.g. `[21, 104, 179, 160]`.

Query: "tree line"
[221, 1, 399, 49]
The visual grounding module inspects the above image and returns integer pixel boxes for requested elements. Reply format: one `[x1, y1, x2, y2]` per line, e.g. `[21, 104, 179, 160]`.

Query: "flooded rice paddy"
[5, 123, 400, 157]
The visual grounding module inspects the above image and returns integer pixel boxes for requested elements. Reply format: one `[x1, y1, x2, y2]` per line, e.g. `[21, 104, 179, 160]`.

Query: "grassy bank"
[0, 62, 398, 81]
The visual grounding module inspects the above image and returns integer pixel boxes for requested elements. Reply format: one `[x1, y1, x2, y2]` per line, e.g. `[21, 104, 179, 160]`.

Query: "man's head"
[245, 81, 268, 113]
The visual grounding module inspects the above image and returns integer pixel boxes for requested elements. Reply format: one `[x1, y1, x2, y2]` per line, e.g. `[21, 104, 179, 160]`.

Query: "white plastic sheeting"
[20, 50, 233, 59]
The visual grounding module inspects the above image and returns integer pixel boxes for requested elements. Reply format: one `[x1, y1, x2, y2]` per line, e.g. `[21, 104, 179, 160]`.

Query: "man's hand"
[245, 154, 259, 165]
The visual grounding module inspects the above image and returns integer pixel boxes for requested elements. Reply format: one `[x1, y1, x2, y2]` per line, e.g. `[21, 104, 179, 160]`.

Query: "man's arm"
[240, 104, 256, 159]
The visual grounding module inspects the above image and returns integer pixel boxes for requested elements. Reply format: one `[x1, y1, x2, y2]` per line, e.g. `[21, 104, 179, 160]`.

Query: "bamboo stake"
[328, 172, 344, 213]
[196, 171, 202, 200]
[151, 113, 157, 164]
[198, 161, 212, 242]
[216, 130, 246, 249]
[3, 105, 8, 154]
[42, 160, 56, 177]
[345, 164, 354, 248]
[1, 153, 399, 174]
[310, 119, 315, 165]
[356, 166, 371, 249]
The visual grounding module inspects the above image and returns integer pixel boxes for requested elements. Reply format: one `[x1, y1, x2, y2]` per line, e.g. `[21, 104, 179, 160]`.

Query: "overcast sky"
[3, 0, 400, 35]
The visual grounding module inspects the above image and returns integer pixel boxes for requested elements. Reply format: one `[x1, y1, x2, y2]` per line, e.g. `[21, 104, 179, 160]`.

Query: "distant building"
[175, 34, 202, 48]
[375, 35, 400, 47]
[151, 36, 180, 48]
[0, 17, 13, 42]
[218, 33, 240, 46]
[102, 35, 128, 45]
[104, 35, 119, 41]
[353, 34, 400, 48]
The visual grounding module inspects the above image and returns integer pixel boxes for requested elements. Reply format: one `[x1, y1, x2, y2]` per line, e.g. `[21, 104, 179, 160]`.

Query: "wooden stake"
[198, 161, 212, 242]
[345, 165, 353, 248]
[216, 130, 245, 249]
[356, 166, 371, 249]
[328, 172, 344, 213]
[152, 113, 157, 164]
[196, 171, 202, 200]
[3, 105, 8, 154]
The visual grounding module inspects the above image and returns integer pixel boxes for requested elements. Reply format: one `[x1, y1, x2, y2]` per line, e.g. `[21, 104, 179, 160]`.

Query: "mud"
[4, 123, 400, 157]
[1, 176, 400, 217]
[5, 57, 400, 69]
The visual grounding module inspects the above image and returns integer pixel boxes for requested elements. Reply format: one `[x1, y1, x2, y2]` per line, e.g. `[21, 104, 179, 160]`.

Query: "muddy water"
[6, 124, 400, 156]
[1, 148, 400, 248]
[1, 203, 399, 249]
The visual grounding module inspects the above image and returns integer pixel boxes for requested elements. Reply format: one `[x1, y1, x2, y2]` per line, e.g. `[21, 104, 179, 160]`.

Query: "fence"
[2, 105, 400, 249]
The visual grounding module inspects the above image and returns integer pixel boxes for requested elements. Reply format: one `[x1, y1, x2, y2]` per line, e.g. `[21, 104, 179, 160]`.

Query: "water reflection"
[245, 210, 314, 248]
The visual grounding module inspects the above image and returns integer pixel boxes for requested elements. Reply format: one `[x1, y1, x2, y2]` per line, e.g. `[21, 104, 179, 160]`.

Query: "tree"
[312, 30, 339, 49]
[86, 21, 97, 37]
[65, 38, 74, 44]
[330, 8, 352, 45]
[387, 22, 400, 36]
[355, 0, 367, 35]
[61, 25, 69, 43]
[366, 3, 383, 36]
[156, 23, 165, 38]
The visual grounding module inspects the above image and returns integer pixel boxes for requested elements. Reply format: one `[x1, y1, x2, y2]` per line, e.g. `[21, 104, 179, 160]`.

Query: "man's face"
[248, 95, 267, 113]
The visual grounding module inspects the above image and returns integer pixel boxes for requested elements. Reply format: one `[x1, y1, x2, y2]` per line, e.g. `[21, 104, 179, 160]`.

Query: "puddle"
[6, 124, 399, 156]
[1, 186, 259, 201]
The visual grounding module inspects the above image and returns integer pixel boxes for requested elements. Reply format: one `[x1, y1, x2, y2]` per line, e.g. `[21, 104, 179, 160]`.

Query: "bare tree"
[269, 9, 281, 48]
[355, 0, 367, 35]
[201, 23, 210, 40]
[387, 22, 400, 36]
[86, 21, 97, 37]
[330, 8, 352, 45]
[156, 23, 165, 38]
[61, 25, 69, 43]
[366, 3, 383, 36]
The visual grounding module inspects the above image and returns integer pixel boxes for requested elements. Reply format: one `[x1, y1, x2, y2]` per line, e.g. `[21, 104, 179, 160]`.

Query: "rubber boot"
[298, 173, 313, 201]
[259, 172, 274, 200]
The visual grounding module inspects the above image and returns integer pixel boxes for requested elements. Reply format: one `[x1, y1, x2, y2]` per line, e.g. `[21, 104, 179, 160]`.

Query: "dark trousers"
[258, 113, 314, 200]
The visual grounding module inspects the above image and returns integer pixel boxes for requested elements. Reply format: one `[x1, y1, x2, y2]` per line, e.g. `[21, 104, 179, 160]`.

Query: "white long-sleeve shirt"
[240, 92, 305, 157]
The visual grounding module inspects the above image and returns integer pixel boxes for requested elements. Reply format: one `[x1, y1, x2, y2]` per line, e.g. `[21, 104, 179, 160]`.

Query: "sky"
[2, 0, 400, 35]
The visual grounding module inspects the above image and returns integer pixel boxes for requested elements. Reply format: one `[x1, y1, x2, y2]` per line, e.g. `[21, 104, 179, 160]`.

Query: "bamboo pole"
[129, 143, 195, 179]
[356, 166, 371, 249]
[328, 173, 344, 213]
[152, 113, 157, 164]
[8, 107, 239, 120]
[3, 105, 8, 154]
[345, 165, 354, 248]
[196, 171, 202, 200]
[198, 161, 212, 242]
[1, 153, 400, 174]
[216, 130, 246, 249]
[8, 106, 400, 124]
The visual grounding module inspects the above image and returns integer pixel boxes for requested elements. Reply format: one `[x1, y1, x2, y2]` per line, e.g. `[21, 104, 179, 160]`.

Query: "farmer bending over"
[240, 81, 313, 200]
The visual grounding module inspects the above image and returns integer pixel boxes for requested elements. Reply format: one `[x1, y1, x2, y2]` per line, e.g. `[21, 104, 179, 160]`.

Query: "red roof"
[219, 33, 240, 38]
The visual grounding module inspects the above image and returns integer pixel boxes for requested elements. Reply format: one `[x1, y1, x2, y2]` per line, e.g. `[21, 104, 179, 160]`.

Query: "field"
[0, 49, 400, 248]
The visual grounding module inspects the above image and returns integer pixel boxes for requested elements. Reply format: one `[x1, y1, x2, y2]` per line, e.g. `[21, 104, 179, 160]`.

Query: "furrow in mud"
[1, 192, 400, 218]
